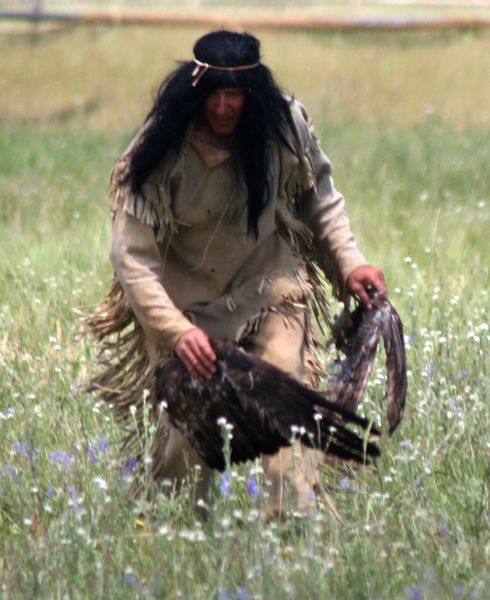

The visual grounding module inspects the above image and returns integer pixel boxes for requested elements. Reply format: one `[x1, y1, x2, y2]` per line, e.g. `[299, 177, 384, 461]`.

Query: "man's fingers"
[182, 349, 214, 379]
[352, 283, 373, 310]
[190, 358, 211, 380]
[372, 271, 387, 295]
[347, 265, 388, 308]
[190, 340, 216, 374]
[195, 338, 217, 365]
[175, 329, 216, 379]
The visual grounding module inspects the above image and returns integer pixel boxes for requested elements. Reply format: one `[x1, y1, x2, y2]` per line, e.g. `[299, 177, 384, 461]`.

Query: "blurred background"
[2, 1, 490, 27]
[1, 2, 489, 597]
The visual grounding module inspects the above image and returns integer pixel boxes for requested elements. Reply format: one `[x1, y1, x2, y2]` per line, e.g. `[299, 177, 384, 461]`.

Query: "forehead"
[207, 87, 246, 95]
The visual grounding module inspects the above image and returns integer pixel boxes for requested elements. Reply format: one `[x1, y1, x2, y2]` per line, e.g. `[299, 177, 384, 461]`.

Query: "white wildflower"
[94, 477, 108, 491]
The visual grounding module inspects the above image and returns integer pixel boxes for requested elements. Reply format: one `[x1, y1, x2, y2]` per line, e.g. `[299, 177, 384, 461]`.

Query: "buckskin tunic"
[87, 100, 367, 514]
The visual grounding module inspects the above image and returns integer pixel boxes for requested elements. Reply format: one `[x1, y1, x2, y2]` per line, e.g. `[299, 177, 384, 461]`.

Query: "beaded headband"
[191, 58, 260, 87]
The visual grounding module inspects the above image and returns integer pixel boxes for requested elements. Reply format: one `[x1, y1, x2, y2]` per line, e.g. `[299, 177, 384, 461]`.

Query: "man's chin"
[211, 122, 236, 136]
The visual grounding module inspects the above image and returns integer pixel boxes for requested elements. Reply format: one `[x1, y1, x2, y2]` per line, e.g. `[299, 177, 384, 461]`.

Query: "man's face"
[201, 87, 247, 137]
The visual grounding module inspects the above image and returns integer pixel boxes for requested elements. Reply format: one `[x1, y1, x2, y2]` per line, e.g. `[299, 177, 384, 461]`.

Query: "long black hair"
[126, 30, 296, 239]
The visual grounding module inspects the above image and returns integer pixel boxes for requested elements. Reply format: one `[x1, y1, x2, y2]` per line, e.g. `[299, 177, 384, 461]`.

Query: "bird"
[327, 292, 407, 434]
[154, 294, 406, 472]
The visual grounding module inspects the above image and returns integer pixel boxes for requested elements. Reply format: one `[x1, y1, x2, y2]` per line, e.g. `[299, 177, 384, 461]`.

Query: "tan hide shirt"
[109, 100, 367, 352]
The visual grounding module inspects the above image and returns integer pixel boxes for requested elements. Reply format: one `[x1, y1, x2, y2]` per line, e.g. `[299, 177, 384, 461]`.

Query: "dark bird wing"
[378, 296, 407, 433]
[327, 293, 407, 435]
[155, 342, 380, 472]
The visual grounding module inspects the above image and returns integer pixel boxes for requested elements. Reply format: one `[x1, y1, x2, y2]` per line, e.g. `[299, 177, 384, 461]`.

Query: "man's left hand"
[346, 264, 387, 310]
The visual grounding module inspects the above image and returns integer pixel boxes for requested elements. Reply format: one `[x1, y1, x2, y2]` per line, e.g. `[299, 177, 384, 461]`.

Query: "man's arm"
[111, 211, 217, 378]
[292, 102, 387, 306]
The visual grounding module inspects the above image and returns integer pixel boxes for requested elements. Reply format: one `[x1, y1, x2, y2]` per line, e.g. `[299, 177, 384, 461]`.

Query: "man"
[88, 30, 386, 516]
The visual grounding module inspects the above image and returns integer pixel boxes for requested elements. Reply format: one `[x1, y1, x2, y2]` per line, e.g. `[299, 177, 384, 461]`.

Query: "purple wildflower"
[405, 585, 423, 600]
[86, 436, 109, 464]
[46, 486, 53, 499]
[14, 442, 29, 456]
[123, 573, 139, 587]
[236, 586, 253, 600]
[220, 472, 231, 497]
[48, 449, 74, 469]
[122, 457, 138, 481]
[425, 362, 436, 377]
[246, 476, 260, 497]
[95, 436, 109, 453]
[3, 461, 18, 480]
[86, 447, 98, 464]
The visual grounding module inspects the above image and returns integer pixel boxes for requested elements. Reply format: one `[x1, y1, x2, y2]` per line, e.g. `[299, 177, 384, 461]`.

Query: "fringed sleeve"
[110, 210, 196, 352]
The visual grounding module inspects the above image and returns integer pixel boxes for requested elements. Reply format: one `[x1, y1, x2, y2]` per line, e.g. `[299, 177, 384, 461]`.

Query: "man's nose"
[215, 93, 228, 114]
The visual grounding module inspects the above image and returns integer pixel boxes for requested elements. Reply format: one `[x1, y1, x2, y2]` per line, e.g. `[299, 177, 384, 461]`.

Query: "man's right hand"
[174, 328, 217, 380]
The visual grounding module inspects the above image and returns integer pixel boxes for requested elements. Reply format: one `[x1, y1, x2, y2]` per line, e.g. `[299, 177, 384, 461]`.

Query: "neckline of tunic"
[188, 120, 236, 170]
[190, 136, 232, 170]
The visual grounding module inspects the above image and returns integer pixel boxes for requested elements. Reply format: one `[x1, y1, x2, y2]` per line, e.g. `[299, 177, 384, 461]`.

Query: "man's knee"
[246, 310, 306, 379]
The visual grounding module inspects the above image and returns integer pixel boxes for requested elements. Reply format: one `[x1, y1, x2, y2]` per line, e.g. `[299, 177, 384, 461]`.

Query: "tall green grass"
[0, 25, 488, 599]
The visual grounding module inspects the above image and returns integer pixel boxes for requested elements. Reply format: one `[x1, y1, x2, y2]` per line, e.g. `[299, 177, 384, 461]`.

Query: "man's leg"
[151, 413, 213, 504]
[243, 308, 320, 518]
[143, 337, 213, 503]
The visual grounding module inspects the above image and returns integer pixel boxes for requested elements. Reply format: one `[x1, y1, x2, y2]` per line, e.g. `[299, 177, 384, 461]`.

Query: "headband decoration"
[191, 58, 260, 87]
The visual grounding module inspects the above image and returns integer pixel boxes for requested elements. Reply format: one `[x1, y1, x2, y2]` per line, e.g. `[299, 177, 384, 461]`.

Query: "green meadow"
[0, 24, 489, 599]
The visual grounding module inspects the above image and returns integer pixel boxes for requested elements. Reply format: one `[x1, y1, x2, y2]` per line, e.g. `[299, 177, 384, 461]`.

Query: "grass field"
[0, 24, 489, 599]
